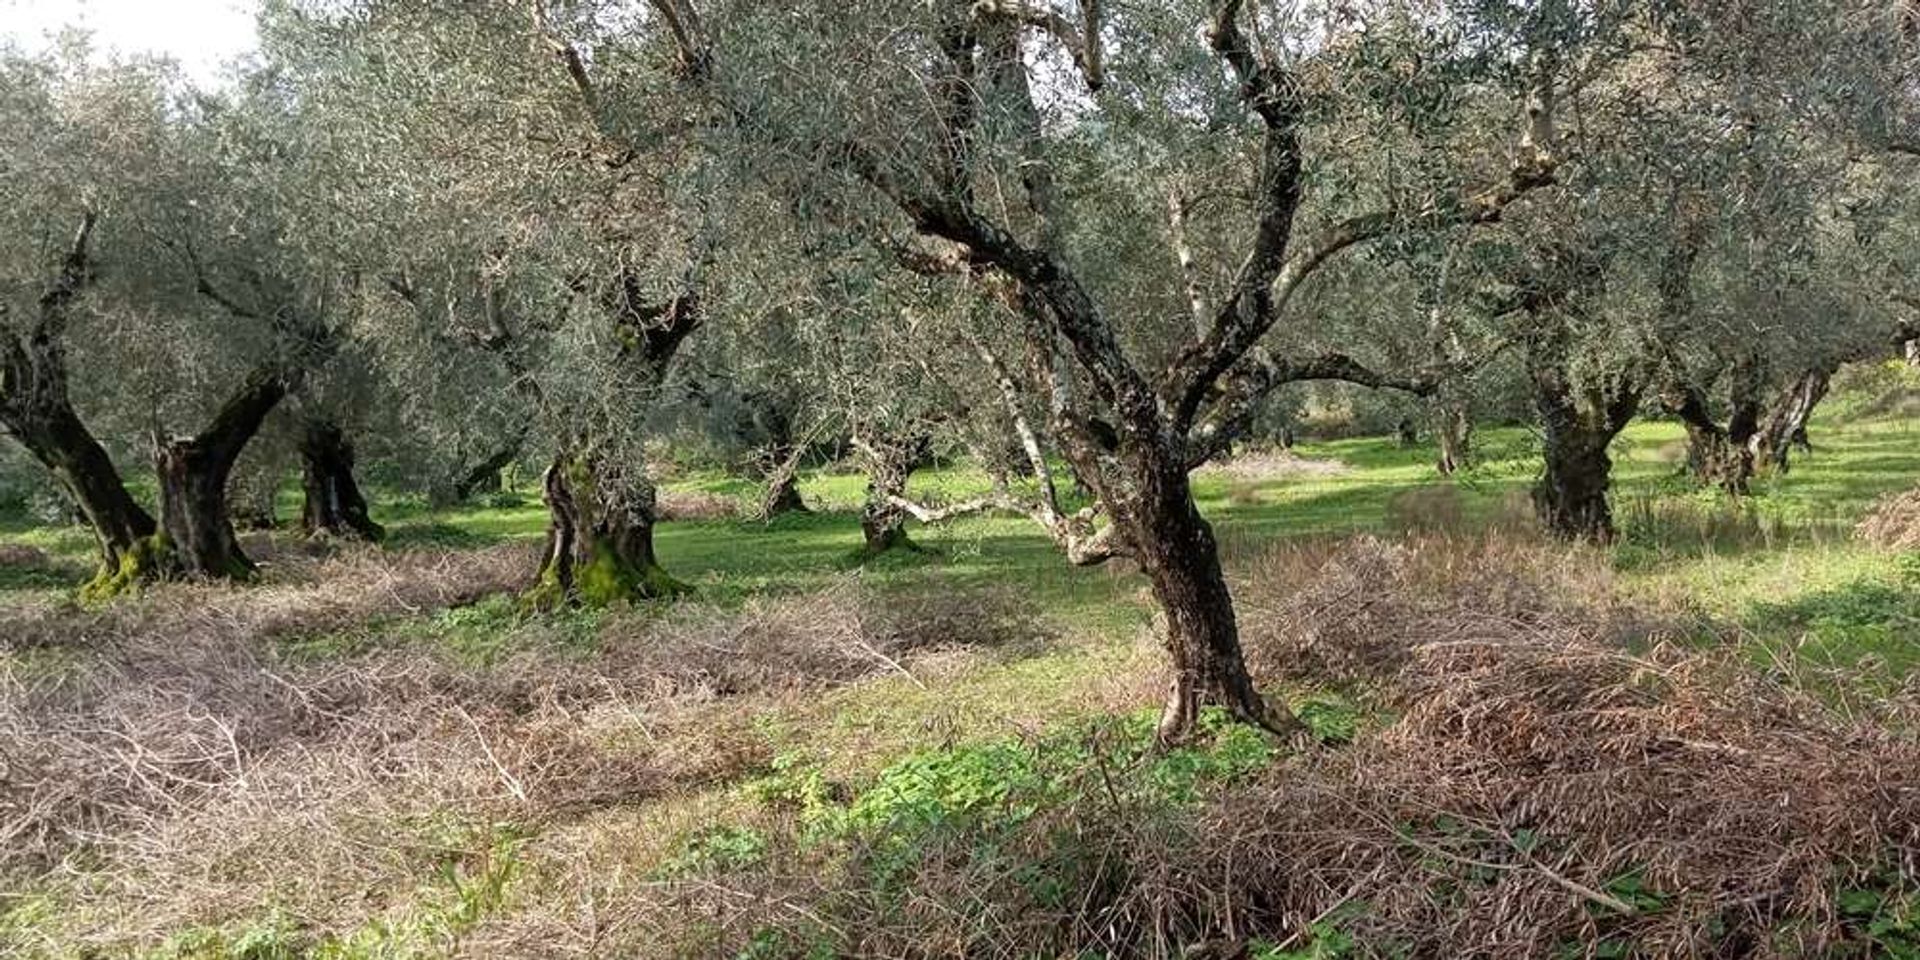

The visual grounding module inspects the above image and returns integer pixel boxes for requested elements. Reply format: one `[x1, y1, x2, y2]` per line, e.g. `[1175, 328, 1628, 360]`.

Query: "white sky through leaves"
[1, 0, 258, 84]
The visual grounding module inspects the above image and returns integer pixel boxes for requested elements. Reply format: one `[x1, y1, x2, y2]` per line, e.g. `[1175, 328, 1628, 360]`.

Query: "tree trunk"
[0, 210, 161, 595]
[153, 368, 294, 580]
[1677, 421, 1753, 494]
[1109, 453, 1301, 745]
[1906, 338, 1919, 368]
[758, 452, 809, 520]
[155, 438, 256, 579]
[525, 453, 686, 608]
[1662, 352, 1762, 495]
[300, 419, 383, 540]
[1751, 366, 1832, 476]
[8, 405, 158, 583]
[1533, 421, 1624, 541]
[1432, 402, 1471, 475]
[856, 432, 929, 557]
[455, 443, 520, 503]
[1528, 323, 1639, 541]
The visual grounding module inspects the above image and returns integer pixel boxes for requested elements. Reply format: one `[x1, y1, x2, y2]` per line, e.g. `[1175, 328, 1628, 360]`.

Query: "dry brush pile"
[0, 545, 1045, 952]
[530, 533, 1918, 959]
[1857, 483, 1920, 551]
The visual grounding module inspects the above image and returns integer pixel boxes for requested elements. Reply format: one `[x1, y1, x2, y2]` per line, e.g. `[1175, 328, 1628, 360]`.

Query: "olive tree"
[0, 49, 166, 586]
[630, 0, 1588, 740]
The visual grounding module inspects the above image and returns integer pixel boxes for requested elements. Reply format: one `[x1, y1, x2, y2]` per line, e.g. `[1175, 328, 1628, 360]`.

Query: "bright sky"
[1, 0, 259, 84]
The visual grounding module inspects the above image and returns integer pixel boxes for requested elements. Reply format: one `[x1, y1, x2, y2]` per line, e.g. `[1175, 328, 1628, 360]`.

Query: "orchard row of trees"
[3, 0, 1918, 739]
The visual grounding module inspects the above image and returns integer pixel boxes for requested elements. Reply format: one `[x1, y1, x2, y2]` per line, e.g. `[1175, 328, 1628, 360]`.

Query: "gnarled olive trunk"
[229, 467, 281, 531]
[1112, 453, 1299, 745]
[7, 404, 157, 577]
[300, 419, 383, 540]
[526, 454, 685, 608]
[855, 432, 930, 557]
[1659, 347, 1763, 495]
[521, 275, 700, 607]
[759, 452, 809, 520]
[1432, 402, 1472, 475]
[155, 439, 254, 579]
[1533, 419, 1626, 540]
[1529, 322, 1640, 541]
[1750, 366, 1831, 476]
[153, 369, 294, 580]
[1, 212, 162, 594]
[431, 440, 522, 508]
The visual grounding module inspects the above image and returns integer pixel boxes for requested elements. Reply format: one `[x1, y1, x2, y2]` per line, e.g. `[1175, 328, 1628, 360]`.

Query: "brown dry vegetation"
[0, 548, 1047, 952]
[1857, 484, 1920, 551]
[447, 534, 1917, 959]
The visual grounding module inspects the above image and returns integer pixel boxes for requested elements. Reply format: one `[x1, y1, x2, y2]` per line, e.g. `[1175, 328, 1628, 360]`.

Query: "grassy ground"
[1, 380, 1916, 959]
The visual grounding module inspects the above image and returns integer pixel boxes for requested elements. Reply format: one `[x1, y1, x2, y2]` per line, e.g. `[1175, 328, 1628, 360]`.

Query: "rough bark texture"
[300, 419, 384, 540]
[1432, 402, 1472, 475]
[1113, 454, 1301, 744]
[154, 369, 293, 580]
[525, 278, 701, 606]
[1533, 418, 1626, 540]
[1528, 321, 1640, 542]
[525, 454, 685, 608]
[1751, 367, 1832, 475]
[1663, 350, 1762, 494]
[856, 432, 930, 557]
[229, 468, 281, 531]
[0, 212, 161, 596]
[9, 405, 157, 580]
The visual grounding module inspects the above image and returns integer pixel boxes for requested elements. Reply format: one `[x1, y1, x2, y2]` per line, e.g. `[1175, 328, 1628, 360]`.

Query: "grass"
[1, 381, 1915, 958]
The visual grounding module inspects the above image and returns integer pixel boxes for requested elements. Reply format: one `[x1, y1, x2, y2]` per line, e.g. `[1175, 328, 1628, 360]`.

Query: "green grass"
[3, 391, 1915, 959]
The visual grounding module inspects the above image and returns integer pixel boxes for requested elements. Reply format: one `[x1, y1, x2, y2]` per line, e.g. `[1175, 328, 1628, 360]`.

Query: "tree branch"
[35, 210, 97, 342]
[1187, 350, 1437, 468]
[531, 0, 600, 118]
[971, 0, 1104, 91]
[1166, 5, 1560, 436]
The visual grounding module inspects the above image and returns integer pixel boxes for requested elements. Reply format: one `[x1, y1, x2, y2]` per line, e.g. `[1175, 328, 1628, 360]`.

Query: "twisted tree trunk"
[154, 368, 293, 580]
[855, 431, 931, 557]
[0, 212, 161, 596]
[1112, 452, 1299, 744]
[524, 276, 701, 606]
[1432, 401, 1472, 475]
[7, 405, 157, 583]
[300, 419, 383, 540]
[752, 404, 810, 519]
[758, 445, 809, 520]
[1528, 322, 1641, 541]
[525, 453, 685, 608]
[1750, 366, 1832, 475]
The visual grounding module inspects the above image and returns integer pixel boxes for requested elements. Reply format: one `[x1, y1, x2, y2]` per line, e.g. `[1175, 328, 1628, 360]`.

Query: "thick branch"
[1187, 351, 1437, 467]
[971, 0, 1104, 91]
[195, 364, 296, 471]
[1167, 6, 1559, 435]
[531, 0, 600, 117]
[35, 210, 97, 342]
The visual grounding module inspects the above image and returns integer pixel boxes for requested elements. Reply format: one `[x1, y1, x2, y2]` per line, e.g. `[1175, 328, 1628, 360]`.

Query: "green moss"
[76, 533, 171, 605]
[520, 536, 690, 612]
